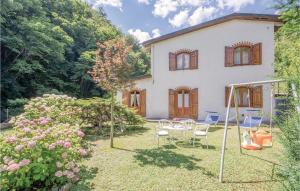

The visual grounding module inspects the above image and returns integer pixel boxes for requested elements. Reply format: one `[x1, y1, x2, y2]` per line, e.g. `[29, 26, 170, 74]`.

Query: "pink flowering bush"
[0, 94, 89, 190]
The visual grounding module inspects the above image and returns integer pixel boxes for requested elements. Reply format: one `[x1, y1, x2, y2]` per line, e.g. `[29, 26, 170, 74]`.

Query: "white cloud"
[152, 28, 161, 38]
[188, 6, 216, 26]
[128, 28, 161, 43]
[179, 0, 204, 6]
[217, 0, 255, 11]
[138, 0, 150, 4]
[153, 0, 179, 18]
[128, 29, 151, 43]
[168, 9, 189, 27]
[87, 0, 122, 9]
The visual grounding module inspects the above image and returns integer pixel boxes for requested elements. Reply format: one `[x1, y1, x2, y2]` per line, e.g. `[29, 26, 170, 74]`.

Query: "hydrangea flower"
[56, 162, 63, 168]
[6, 163, 20, 172]
[19, 159, 30, 167]
[27, 141, 36, 148]
[15, 144, 25, 152]
[55, 171, 63, 177]
[63, 142, 71, 148]
[78, 148, 88, 156]
[77, 130, 85, 137]
[6, 136, 17, 143]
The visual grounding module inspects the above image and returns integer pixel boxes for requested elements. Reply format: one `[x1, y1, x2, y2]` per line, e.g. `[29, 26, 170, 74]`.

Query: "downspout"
[151, 44, 155, 84]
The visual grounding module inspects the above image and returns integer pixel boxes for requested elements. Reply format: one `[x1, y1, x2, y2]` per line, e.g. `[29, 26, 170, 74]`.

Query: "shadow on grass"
[224, 154, 282, 184]
[71, 166, 98, 191]
[84, 126, 149, 142]
[134, 148, 200, 170]
[208, 126, 224, 132]
[175, 140, 216, 150]
[133, 148, 216, 177]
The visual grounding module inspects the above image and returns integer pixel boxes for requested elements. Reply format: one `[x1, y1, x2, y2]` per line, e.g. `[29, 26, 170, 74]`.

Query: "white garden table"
[161, 120, 193, 143]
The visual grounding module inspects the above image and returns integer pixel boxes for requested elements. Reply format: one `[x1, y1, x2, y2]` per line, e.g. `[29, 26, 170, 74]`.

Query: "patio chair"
[192, 124, 210, 148]
[197, 112, 220, 126]
[240, 116, 263, 130]
[155, 119, 171, 147]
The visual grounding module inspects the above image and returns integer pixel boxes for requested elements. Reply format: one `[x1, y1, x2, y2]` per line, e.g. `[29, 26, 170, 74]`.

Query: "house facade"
[117, 13, 282, 121]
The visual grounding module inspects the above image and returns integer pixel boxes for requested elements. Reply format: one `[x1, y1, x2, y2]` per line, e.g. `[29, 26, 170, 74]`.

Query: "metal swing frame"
[218, 79, 285, 183]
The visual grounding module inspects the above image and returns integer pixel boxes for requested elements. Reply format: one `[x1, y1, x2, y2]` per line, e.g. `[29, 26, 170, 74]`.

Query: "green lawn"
[77, 122, 284, 191]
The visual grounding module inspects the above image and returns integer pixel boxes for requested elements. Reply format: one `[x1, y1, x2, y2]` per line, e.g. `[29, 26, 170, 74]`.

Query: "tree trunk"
[110, 92, 114, 148]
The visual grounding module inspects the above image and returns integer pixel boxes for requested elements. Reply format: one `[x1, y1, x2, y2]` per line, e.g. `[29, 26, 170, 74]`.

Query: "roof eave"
[142, 13, 281, 47]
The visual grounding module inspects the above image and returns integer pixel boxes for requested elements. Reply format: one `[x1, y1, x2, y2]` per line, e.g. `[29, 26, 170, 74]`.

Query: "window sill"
[226, 63, 261, 67]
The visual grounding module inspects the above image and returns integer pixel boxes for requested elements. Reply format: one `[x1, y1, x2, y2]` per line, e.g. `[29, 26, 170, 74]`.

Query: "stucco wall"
[117, 20, 276, 121]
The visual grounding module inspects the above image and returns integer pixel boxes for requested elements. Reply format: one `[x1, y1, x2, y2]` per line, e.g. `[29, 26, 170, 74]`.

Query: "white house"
[117, 13, 282, 121]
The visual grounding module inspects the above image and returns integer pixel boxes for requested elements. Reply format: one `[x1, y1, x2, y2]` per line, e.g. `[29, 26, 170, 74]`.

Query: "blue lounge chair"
[240, 116, 263, 129]
[197, 112, 220, 126]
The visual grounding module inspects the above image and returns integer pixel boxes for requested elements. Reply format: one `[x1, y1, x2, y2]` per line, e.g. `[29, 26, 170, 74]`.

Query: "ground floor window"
[225, 86, 263, 108]
[169, 87, 198, 119]
[130, 91, 140, 108]
[122, 89, 146, 117]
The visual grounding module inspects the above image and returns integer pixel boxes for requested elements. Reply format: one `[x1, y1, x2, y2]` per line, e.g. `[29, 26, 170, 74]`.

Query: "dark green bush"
[71, 98, 145, 134]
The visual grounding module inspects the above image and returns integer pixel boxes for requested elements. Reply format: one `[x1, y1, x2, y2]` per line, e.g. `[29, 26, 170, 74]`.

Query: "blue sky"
[85, 0, 278, 43]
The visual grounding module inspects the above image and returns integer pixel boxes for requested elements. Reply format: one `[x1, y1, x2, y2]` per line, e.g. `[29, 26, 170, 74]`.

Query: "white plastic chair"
[193, 124, 210, 148]
[155, 119, 172, 147]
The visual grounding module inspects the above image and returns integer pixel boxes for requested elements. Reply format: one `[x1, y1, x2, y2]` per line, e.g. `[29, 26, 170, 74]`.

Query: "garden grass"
[78, 122, 284, 191]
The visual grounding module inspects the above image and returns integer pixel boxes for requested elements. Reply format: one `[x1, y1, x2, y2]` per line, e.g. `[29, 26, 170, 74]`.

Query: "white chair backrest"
[184, 119, 195, 129]
[243, 116, 262, 127]
[158, 119, 172, 129]
[204, 124, 210, 134]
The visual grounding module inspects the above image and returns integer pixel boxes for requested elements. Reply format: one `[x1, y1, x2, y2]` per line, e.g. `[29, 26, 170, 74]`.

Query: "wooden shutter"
[169, 89, 175, 119]
[225, 46, 234, 67]
[251, 86, 263, 108]
[140, 89, 146, 117]
[225, 87, 235, 107]
[251, 43, 262, 65]
[190, 50, 198, 69]
[169, 52, 176, 71]
[190, 88, 198, 119]
[122, 90, 130, 106]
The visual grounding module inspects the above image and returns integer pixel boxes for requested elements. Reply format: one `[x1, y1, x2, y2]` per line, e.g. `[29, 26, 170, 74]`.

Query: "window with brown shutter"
[122, 90, 130, 106]
[225, 46, 234, 67]
[251, 86, 263, 107]
[190, 50, 198, 69]
[140, 89, 146, 117]
[169, 89, 175, 119]
[225, 42, 262, 67]
[190, 88, 198, 119]
[169, 52, 176, 71]
[225, 86, 263, 108]
[169, 49, 198, 71]
[251, 43, 262, 65]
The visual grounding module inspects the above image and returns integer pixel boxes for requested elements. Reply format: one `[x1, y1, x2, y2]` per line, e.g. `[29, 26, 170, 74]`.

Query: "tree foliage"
[90, 37, 133, 147]
[1, 0, 150, 112]
[275, 1, 300, 190]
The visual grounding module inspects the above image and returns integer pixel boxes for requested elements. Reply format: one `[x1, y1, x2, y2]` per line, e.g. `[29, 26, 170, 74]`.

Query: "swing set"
[218, 79, 286, 183]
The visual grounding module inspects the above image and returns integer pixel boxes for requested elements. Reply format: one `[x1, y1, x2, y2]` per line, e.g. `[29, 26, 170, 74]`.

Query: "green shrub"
[72, 98, 145, 132]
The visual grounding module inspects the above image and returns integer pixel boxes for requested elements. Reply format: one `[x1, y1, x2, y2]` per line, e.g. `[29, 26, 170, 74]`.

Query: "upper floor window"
[225, 42, 262, 67]
[169, 50, 198, 71]
[234, 46, 250, 65]
[176, 53, 190, 70]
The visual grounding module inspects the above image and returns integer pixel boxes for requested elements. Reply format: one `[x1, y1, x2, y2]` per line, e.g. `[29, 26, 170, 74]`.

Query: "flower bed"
[0, 95, 88, 190]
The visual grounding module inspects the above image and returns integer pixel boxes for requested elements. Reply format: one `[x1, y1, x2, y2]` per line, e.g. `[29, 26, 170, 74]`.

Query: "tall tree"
[275, 1, 300, 190]
[1, 0, 150, 120]
[90, 38, 132, 147]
